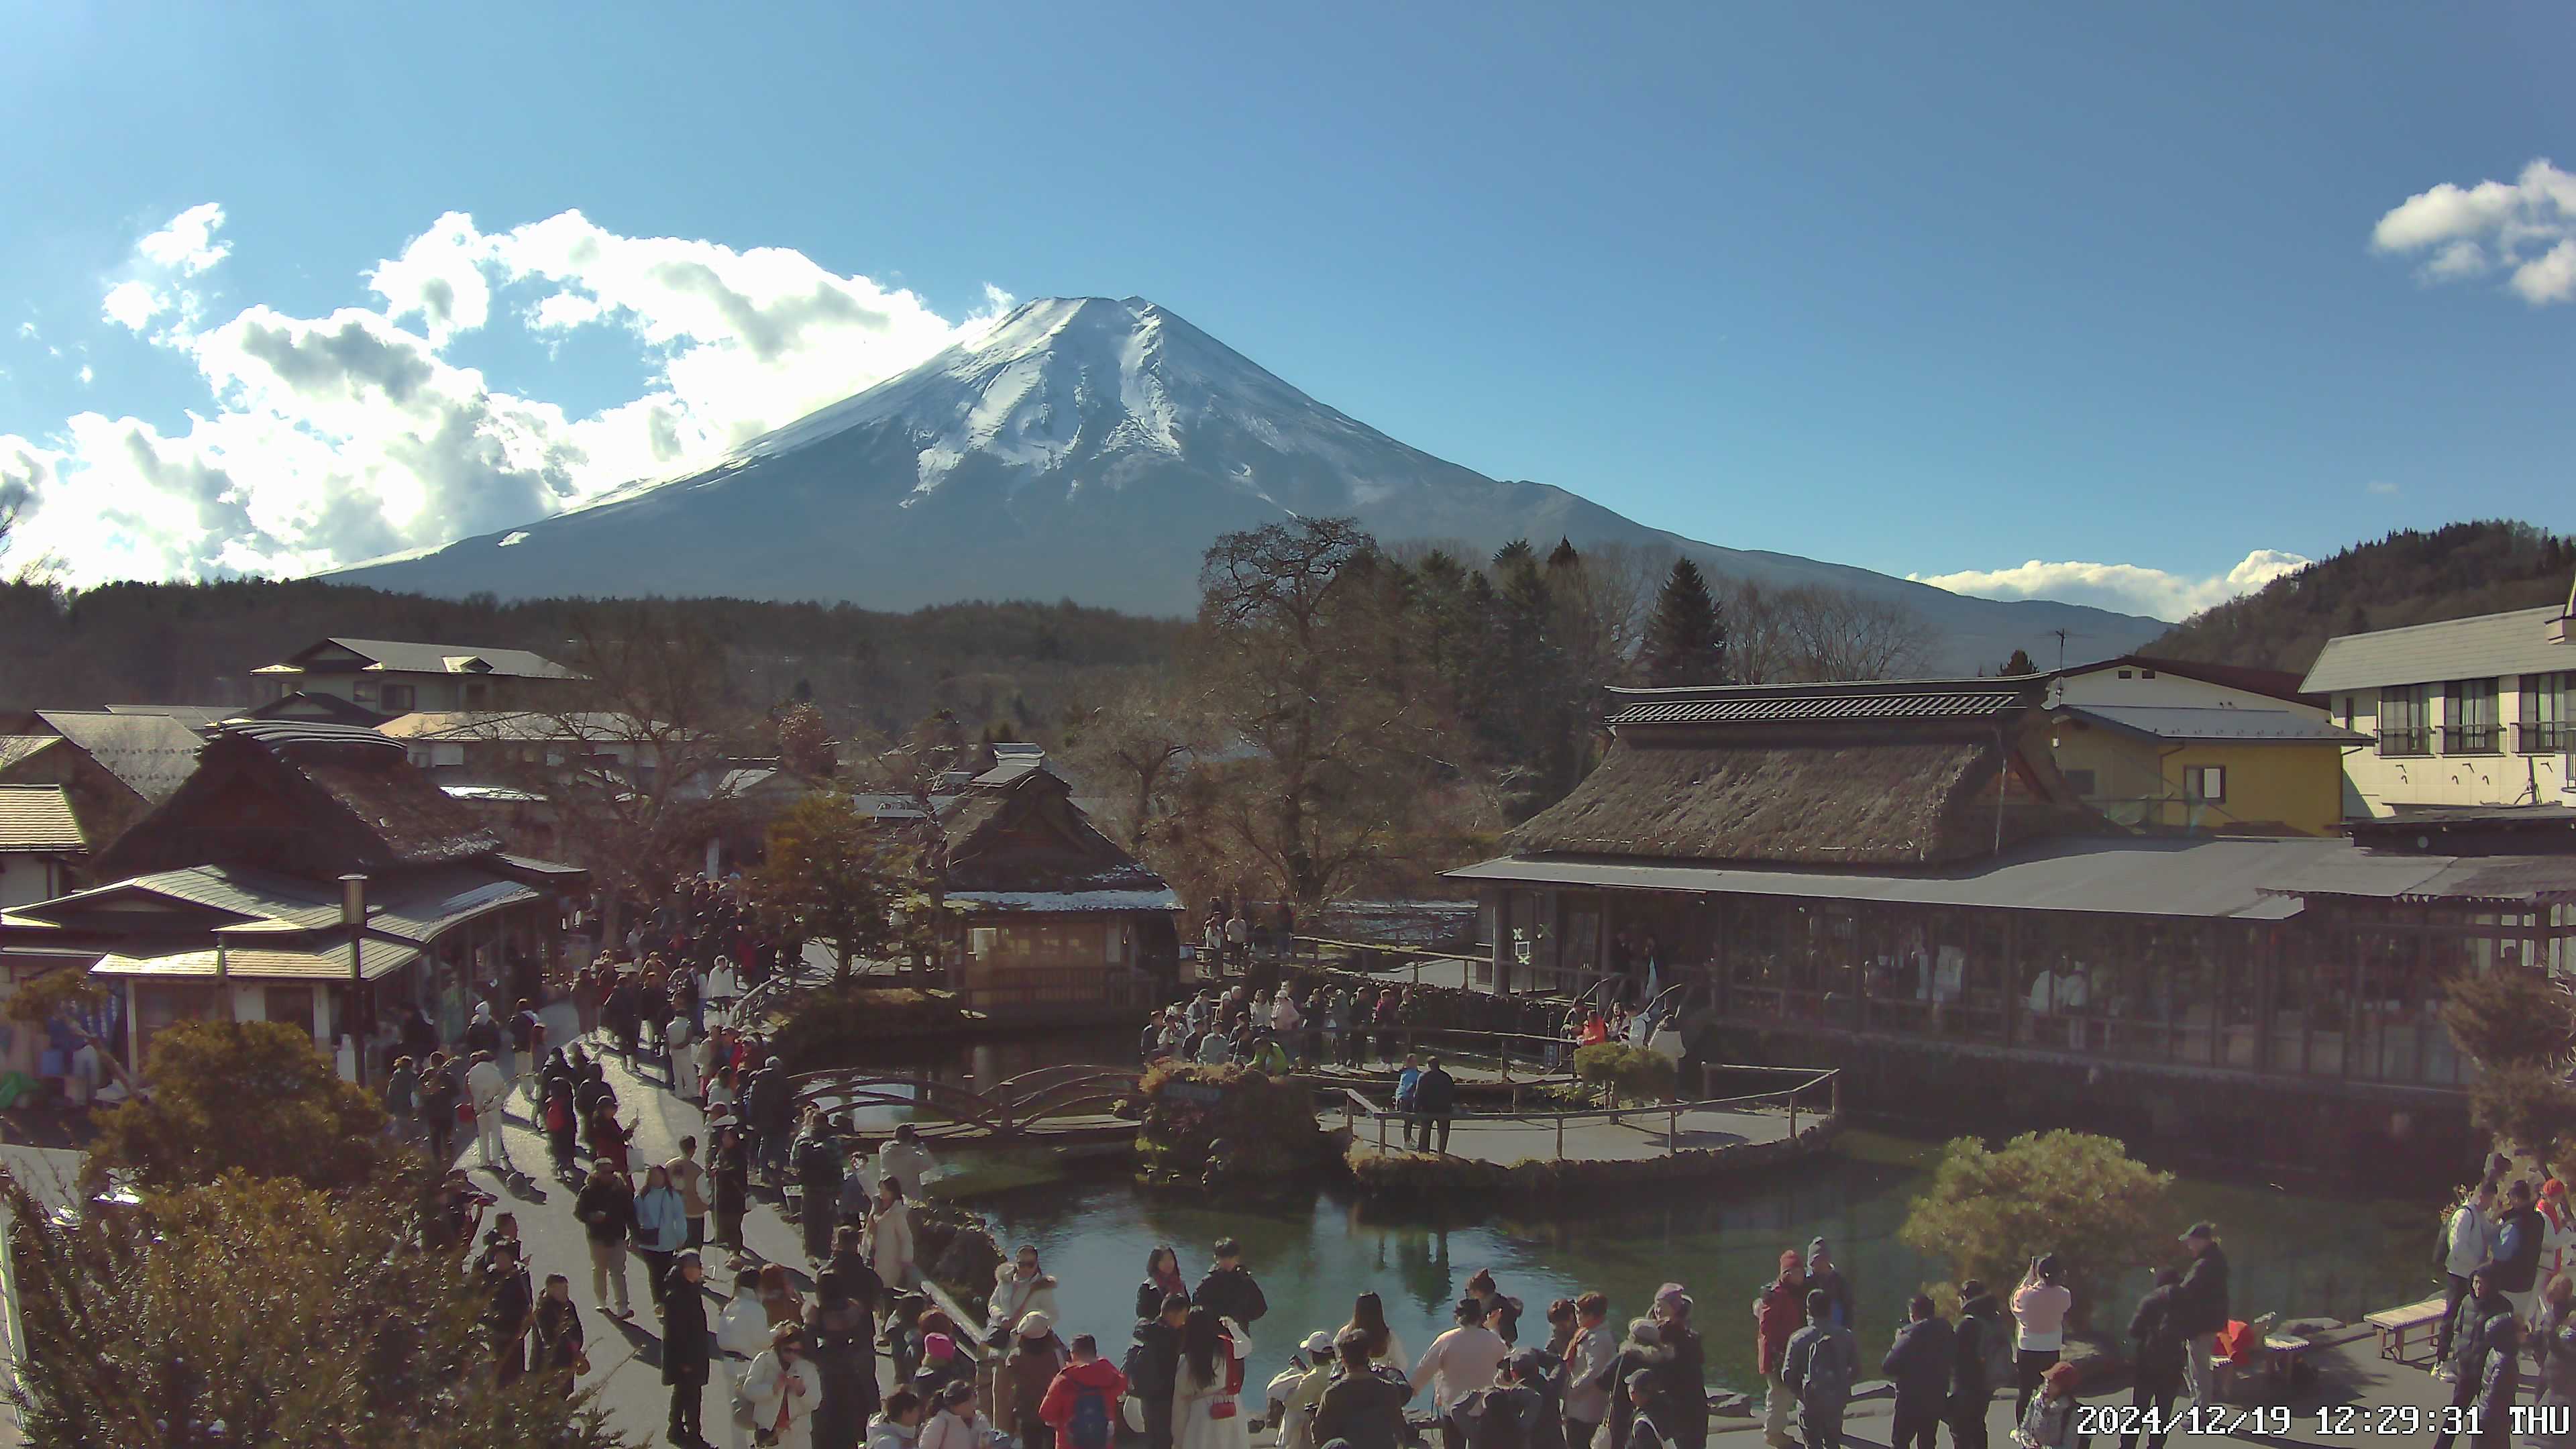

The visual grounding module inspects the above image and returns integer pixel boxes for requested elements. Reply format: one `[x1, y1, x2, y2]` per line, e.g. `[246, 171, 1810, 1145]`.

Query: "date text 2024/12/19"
[2070, 1405, 2508, 1438]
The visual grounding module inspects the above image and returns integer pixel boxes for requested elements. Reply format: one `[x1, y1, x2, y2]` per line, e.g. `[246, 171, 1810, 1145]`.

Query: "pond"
[966, 1129, 2438, 1399]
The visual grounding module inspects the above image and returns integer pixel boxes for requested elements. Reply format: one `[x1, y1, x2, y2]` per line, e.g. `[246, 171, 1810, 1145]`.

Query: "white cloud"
[3, 204, 1016, 588]
[2365, 480, 2399, 496]
[76, 366, 92, 386]
[100, 281, 166, 331]
[2372, 158, 2576, 305]
[1909, 549, 2312, 622]
[135, 203, 231, 276]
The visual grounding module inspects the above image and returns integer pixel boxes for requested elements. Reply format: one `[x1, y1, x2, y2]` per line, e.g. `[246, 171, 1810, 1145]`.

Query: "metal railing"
[2518, 722, 2575, 755]
[1328, 1065, 1839, 1161]
[2376, 728, 2430, 757]
[2441, 725, 2502, 755]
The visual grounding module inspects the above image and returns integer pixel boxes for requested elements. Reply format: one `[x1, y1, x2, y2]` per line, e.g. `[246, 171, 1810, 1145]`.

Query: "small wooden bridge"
[788, 1064, 1144, 1147]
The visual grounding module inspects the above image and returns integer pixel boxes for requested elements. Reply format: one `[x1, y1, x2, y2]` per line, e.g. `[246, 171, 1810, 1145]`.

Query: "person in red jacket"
[1754, 1249, 1809, 1449]
[1038, 1333, 1132, 1449]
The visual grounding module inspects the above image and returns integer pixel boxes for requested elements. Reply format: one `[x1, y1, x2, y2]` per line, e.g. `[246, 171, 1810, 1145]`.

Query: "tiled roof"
[32, 711, 206, 802]
[0, 785, 86, 852]
[0, 737, 61, 773]
[2302, 606, 2576, 694]
[1605, 679, 2036, 727]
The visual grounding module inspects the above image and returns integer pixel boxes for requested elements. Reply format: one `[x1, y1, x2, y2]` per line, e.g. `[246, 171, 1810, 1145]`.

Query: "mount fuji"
[332, 296, 2164, 670]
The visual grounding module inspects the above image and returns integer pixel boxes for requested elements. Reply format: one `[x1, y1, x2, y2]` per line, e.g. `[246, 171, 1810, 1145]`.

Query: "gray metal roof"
[2057, 704, 2368, 744]
[1605, 679, 2033, 727]
[1444, 835, 2361, 918]
[2259, 851, 2576, 903]
[33, 711, 207, 802]
[101, 704, 236, 730]
[2302, 606, 2576, 694]
[0, 784, 85, 852]
[260, 637, 578, 680]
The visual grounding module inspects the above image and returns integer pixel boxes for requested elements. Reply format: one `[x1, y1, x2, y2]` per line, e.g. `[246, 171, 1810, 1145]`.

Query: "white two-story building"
[2301, 596, 2576, 818]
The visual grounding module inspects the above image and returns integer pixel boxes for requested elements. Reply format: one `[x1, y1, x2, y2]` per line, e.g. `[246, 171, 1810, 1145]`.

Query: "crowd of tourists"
[2428, 1164, 2576, 1449]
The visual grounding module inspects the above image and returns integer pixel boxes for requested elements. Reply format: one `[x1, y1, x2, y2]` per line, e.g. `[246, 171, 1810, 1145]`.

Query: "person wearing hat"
[2170, 1222, 2231, 1417]
[747, 1320, 827, 1449]
[1781, 1288, 1858, 1449]
[1804, 1239, 1855, 1334]
[1622, 1369, 1676, 1449]
[1267, 1332, 1340, 1449]
[1001, 1309, 1071, 1449]
[2011, 1360, 2083, 1449]
[1753, 1254, 1807, 1449]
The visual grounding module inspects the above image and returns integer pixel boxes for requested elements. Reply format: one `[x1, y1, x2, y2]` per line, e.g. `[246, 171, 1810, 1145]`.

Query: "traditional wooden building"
[933, 755, 1178, 1017]
[1448, 677, 2576, 1171]
[0, 720, 584, 1079]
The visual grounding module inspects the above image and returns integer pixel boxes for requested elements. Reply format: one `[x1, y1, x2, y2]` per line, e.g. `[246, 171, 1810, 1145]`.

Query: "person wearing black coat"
[2430, 1269, 2514, 1449]
[1949, 1288, 2005, 1449]
[2171, 1223, 2231, 1416]
[1193, 1239, 1269, 1327]
[1312, 1332, 1415, 1449]
[713, 1129, 751, 1259]
[1651, 1295, 1708, 1449]
[808, 1269, 879, 1449]
[1880, 1296, 1954, 1449]
[482, 1240, 533, 1387]
[1415, 1058, 1460, 1155]
[661, 1252, 713, 1446]
[2117, 1272, 2185, 1449]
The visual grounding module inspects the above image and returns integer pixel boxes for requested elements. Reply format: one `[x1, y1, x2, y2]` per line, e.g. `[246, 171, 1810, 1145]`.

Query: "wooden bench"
[2365, 1295, 2449, 1364]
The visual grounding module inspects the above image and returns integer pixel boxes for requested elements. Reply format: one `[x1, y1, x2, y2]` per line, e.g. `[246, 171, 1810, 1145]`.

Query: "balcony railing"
[2442, 725, 2502, 755]
[2376, 728, 2430, 757]
[2519, 722, 2576, 755]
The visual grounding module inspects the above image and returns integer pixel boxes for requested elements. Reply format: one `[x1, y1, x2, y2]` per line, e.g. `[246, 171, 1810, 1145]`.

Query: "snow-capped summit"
[333, 297, 2163, 669]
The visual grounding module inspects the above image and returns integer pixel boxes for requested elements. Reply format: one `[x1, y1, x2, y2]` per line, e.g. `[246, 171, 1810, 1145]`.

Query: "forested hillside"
[2147, 521, 2573, 674]
[0, 578, 1186, 741]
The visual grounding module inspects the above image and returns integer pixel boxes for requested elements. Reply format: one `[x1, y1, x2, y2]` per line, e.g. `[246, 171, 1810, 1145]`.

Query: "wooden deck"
[1337, 1102, 1807, 1167]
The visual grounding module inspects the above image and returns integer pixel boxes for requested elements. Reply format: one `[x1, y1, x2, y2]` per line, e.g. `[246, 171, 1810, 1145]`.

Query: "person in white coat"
[464, 1051, 515, 1172]
[878, 1125, 938, 1199]
[669, 1012, 700, 1100]
[1173, 1307, 1252, 1449]
[989, 1245, 1063, 1338]
[920, 1379, 995, 1449]
[718, 1268, 778, 1449]
[2436, 1180, 2504, 1368]
[1267, 1332, 1336, 1449]
[869, 1179, 916, 1295]
[746, 1320, 827, 1449]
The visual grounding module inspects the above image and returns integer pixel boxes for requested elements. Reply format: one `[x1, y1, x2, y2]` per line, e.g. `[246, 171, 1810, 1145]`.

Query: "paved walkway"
[446, 1001, 841, 1446]
[1342, 1103, 1801, 1165]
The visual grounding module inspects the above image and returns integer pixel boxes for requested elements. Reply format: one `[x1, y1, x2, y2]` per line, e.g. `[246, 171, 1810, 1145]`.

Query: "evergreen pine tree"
[1547, 536, 1581, 570]
[2000, 647, 2038, 676]
[1642, 557, 1729, 686]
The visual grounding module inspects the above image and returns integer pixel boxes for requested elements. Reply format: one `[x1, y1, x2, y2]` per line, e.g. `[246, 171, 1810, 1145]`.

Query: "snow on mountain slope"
[331, 297, 2164, 671]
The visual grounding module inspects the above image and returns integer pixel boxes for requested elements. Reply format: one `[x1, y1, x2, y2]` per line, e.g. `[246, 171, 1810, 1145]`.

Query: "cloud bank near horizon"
[1909, 548, 2312, 623]
[1, 205, 1012, 586]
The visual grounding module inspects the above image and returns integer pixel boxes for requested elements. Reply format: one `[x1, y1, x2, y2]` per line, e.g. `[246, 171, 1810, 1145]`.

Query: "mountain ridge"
[332, 296, 2166, 672]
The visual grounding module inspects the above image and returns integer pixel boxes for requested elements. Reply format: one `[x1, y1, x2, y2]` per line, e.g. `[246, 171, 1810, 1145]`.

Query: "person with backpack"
[1881, 1295, 1954, 1449]
[2118, 1269, 2186, 1449]
[1620, 1371, 1675, 1449]
[1312, 1328, 1414, 1449]
[1754, 1252, 1807, 1449]
[1413, 1297, 1513, 1449]
[1452, 1349, 1550, 1449]
[1126, 1293, 1192, 1449]
[1041, 1334, 1130, 1449]
[1780, 1288, 1858, 1449]
[1950, 1281, 2011, 1449]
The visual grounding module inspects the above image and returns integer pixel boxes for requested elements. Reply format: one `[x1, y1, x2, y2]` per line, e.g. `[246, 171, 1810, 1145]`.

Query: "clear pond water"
[968, 1130, 2436, 1399]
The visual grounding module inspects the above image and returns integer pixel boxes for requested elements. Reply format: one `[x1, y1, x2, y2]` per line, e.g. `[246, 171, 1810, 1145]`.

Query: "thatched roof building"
[1505, 677, 2090, 867]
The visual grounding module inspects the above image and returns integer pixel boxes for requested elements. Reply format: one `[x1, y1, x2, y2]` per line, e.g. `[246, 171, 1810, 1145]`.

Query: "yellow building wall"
[2047, 725, 2345, 836]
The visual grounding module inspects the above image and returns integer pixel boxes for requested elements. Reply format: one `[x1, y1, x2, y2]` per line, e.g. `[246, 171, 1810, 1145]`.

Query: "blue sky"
[1, 2, 2569, 619]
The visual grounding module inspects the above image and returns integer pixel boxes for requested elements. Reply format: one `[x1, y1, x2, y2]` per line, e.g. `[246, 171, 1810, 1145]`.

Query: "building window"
[2061, 768, 2098, 796]
[2444, 678, 2501, 754]
[2184, 765, 2226, 802]
[2378, 685, 2430, 756]
[2522, 672, 2575, 755]
[2116, 669, 2134, 679]
[2140, 668, 2157, 678]
[380, 683, 417, 712]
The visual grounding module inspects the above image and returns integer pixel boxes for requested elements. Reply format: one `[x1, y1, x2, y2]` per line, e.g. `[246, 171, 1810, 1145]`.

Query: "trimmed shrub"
[1572, 1042, 1676, 1105]
[1898, 1130, 2174, 1326]
[1136, 1061, 1333, 1189]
